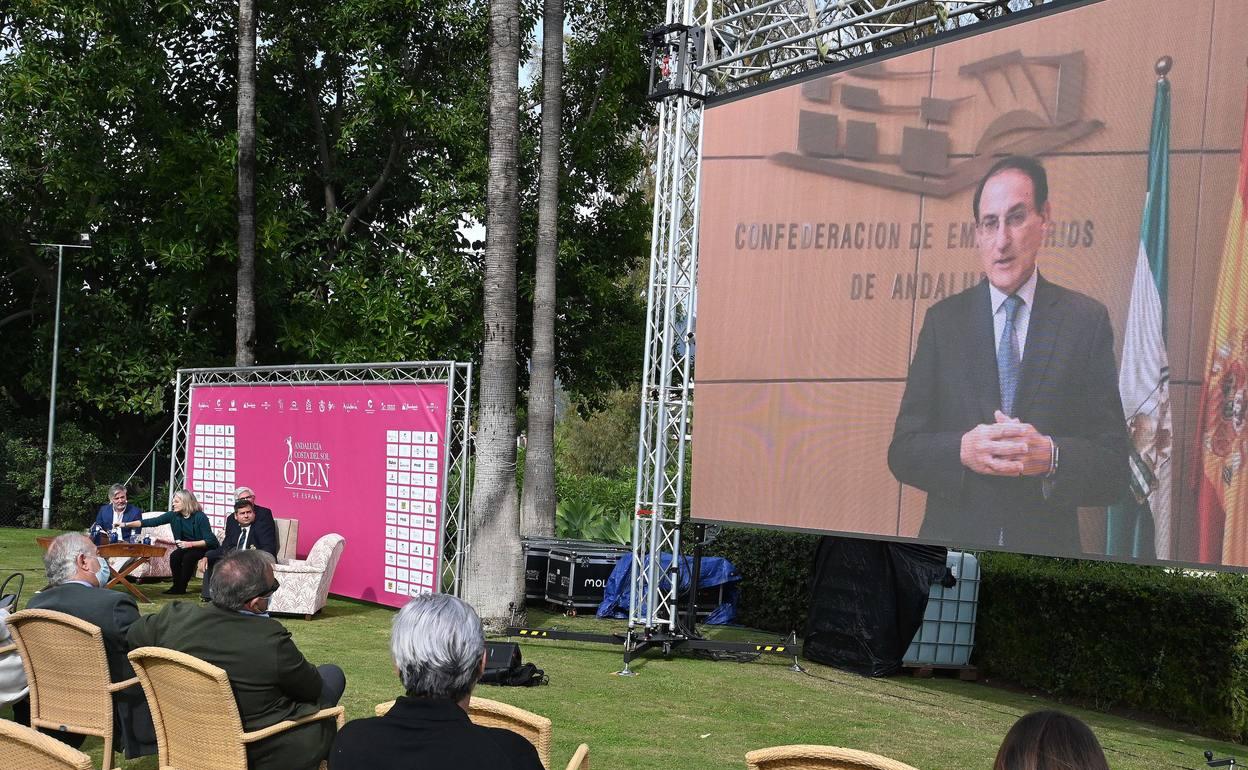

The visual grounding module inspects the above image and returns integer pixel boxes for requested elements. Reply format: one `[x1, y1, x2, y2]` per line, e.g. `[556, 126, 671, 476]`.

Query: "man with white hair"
[27, 533, 156, 759]
[327, 594, 543, 770]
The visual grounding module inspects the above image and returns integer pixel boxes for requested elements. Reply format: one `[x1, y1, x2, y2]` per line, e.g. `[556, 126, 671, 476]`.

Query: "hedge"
[701, 526, 818, 635]
[976, 552, 1248, 740]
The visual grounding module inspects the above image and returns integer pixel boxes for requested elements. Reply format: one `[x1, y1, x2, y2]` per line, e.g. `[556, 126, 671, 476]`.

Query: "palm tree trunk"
[520, 0, 564, 539]
[235, 0, 257, 367]
[462, 0, 525, 628]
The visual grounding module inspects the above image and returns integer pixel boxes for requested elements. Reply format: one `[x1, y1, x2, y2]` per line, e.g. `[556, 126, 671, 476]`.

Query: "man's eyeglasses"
[252, 580, 280, 602]
[976, 206, 1036, 236]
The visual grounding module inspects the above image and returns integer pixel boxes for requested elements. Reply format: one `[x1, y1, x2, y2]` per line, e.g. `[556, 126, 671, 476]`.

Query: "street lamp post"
[33, 237, 92, 529]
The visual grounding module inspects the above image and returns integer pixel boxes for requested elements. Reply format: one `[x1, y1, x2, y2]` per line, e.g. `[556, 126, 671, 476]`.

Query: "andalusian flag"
[1108, 70, 1172, 561]
[1194, 87, 1248, 566]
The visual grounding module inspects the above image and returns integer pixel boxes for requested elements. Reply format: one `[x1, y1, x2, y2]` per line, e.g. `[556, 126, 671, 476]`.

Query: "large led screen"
[690, 0, 1248, 566]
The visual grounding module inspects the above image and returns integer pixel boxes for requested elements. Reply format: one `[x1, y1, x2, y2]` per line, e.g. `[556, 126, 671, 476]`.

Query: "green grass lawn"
[1, 527, 1241, 769]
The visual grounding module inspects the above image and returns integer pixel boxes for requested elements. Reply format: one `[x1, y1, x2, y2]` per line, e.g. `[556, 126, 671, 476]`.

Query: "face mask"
[93, 555, 111, 587]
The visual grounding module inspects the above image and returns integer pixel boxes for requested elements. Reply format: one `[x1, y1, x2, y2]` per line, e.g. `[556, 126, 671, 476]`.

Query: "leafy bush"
[555, 499, 631, 544]
[554, 389, 639, 478]
[701, 525, 818, 634]
[555, 471, 634, 521]
[1, 416, 109, 529]
[976, 552, 1248, 740]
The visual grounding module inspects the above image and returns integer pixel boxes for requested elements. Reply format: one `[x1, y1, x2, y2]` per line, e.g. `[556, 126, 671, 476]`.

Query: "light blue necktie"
[998, 294, 1023, 416]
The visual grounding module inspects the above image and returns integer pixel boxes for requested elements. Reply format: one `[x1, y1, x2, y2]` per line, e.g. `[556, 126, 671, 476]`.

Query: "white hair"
[45, 533, 96, 586]
[391, 594, 485, 701]
[234, 486, 254, 499]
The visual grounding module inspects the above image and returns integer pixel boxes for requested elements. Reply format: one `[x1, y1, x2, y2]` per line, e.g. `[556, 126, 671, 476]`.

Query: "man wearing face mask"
[127, 549, 346, 770]
[27, 533, 157, 760]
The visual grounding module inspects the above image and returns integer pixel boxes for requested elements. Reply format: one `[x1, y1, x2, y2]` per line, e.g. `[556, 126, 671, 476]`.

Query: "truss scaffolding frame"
[629, 0, 1044, 637]
[170, 361, 473, 595]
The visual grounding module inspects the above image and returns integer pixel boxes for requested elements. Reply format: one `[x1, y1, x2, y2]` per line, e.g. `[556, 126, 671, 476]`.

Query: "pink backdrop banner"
[185, 382, 451, 608]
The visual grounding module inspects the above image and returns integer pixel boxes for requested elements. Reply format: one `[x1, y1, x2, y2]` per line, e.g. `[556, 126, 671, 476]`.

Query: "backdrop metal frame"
[170, 361, 473, 595]
[629, 0, 1046, 646]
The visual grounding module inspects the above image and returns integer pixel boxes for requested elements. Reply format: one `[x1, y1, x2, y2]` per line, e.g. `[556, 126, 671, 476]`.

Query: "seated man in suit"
[27, 533, 156, 759]
[92, 483, 142, 539]
[201, 497, 279, 601]
[127, 549, 345, 770]
[328, 594, 544, 770]
[234, 485, 277, 536]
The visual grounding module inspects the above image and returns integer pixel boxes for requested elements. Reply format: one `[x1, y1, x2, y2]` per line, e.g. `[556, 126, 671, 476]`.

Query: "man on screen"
[887, 155, 1130, 554]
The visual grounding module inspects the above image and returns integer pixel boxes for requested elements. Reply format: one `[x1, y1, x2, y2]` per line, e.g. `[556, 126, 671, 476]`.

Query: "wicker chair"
[374, 695, 554, 768]
[0, 719, 94, 770]
[128, 646, 344, 770]
[565, 742, 590, 770]
[5, 609, 139, 770]
[745, 745, 921, 770]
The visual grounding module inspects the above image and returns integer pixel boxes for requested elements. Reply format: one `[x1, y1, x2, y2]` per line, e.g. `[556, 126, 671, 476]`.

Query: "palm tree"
[462, 0, 525, 627]
[235, 0, 257, 367]
[520, 0, 565, 539]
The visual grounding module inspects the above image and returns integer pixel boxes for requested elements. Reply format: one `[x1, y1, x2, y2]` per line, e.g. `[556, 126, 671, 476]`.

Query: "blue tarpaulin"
[596, 553, 740, 624]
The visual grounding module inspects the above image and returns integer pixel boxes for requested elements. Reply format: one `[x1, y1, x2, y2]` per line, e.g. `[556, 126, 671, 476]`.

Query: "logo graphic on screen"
[771, 51, 1102, 197]
[282, 435, 332, 492]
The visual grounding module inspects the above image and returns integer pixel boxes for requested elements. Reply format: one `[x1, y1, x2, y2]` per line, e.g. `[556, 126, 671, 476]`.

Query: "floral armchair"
[267, 534, 345, 619]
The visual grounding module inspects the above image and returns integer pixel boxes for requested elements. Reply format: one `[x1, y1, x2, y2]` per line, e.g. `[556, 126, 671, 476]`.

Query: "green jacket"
[141, 510, 220, 548]
[126, 602, 332, 770]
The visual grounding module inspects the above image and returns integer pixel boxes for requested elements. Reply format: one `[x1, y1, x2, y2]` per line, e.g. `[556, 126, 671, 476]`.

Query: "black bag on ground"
[479, 642, 548, 687]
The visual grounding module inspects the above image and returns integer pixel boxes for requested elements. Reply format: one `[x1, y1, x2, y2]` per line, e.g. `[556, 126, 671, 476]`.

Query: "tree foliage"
[0, 0, 656, 519]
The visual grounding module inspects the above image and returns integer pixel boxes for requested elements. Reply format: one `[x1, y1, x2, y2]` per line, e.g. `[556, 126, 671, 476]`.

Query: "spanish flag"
[1195, 87, 1248, 566]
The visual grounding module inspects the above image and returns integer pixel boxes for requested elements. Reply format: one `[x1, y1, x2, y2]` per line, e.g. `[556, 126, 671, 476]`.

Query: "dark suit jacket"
[126, 601, 331, 770]
[27, 582, 156, 758]
[328, 696, 545, 770]
[222, 506, 278, 557]
[93, 502, 142, 532]
[888, 276, 1130, 554]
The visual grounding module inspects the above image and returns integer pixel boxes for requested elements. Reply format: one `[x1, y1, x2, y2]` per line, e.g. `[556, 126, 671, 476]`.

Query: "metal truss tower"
[629, 0, 1044, 644]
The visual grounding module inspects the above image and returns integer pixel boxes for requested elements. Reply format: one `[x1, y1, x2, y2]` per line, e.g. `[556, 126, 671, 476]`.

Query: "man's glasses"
[976, 206, 1036, 237]
[251, 580, 280, 602]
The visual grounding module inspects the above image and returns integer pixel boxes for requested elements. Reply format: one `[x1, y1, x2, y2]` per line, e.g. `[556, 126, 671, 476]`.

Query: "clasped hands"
[960, 410, 1052, 477]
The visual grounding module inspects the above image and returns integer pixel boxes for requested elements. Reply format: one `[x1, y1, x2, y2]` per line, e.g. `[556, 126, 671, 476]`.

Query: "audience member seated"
[994, 710, 1109, 770]
[328, 593, 543, 770]
[26, 533, 156, 759]
[0, 605, 29, 726]
[123, 489, 219, 595]
[202, 497, 278, 601]
[92, 483, 142, 539]
[126, 549, 345, 770]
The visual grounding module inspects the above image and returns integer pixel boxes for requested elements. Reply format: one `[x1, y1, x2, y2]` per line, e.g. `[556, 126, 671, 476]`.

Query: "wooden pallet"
[905, 663, 978, 681]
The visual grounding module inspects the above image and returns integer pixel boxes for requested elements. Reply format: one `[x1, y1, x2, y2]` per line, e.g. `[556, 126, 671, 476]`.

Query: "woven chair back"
[6, 609, 116, 740]
[373, 696, 554, 769]
[746, 744, 921, 770]
[0, 719, 94, 770]
[469, 696, 553, 769]
[128, 646, 250, 770]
